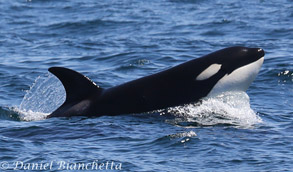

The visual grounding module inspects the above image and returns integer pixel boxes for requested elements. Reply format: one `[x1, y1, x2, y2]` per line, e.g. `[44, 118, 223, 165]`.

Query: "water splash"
[277, 70, 293, 83]
[168, 131, 197, 144]
[168, 130, 197, 139]
[13, 108, 49, 121]
[161, 91, 262, 128]
[16, 73, 65, 121]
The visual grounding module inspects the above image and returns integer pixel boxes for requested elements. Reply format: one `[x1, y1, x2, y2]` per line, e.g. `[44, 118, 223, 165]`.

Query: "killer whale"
[47, 46, 264, 118]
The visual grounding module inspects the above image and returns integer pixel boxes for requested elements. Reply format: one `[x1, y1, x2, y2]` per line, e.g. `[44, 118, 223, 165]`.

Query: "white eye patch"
[196, 64, 222, 81]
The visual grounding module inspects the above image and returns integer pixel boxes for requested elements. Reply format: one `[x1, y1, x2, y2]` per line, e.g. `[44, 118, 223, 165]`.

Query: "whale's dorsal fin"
[49, 67, 103, 104]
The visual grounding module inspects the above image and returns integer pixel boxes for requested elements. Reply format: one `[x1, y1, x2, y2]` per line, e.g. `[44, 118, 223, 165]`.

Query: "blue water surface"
[0, 0, 292, 171]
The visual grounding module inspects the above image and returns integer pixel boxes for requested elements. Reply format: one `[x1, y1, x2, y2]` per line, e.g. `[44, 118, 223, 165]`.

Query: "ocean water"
[0, 0, 292, 171]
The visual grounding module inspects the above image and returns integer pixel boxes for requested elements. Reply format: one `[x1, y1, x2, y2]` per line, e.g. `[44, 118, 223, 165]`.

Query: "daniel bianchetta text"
[0, 160, 122, 171]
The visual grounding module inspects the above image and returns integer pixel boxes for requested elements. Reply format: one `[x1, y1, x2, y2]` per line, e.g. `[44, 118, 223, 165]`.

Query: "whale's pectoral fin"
[48, 67, 103, 117]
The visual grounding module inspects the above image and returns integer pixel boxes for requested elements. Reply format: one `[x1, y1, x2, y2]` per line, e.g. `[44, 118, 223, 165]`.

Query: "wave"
[0, 106, 20, 121]
[46, 18, 136, 33]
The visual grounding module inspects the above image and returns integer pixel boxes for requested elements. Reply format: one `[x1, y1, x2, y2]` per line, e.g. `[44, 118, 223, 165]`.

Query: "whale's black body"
[47, 47, 264, 118]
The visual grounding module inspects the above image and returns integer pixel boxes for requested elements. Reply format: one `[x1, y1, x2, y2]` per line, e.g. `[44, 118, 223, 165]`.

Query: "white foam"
[162, 91, 262, 128]
[13, 107, 49, 121]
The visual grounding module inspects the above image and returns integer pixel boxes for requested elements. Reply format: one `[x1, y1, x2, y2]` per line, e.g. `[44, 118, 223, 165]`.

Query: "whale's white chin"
[208, 57, 264, 97]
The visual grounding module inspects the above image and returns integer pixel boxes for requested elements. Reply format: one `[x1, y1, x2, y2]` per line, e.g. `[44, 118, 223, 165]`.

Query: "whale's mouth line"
[220, 54, 265, 76]
[206, 56, 264, 97]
